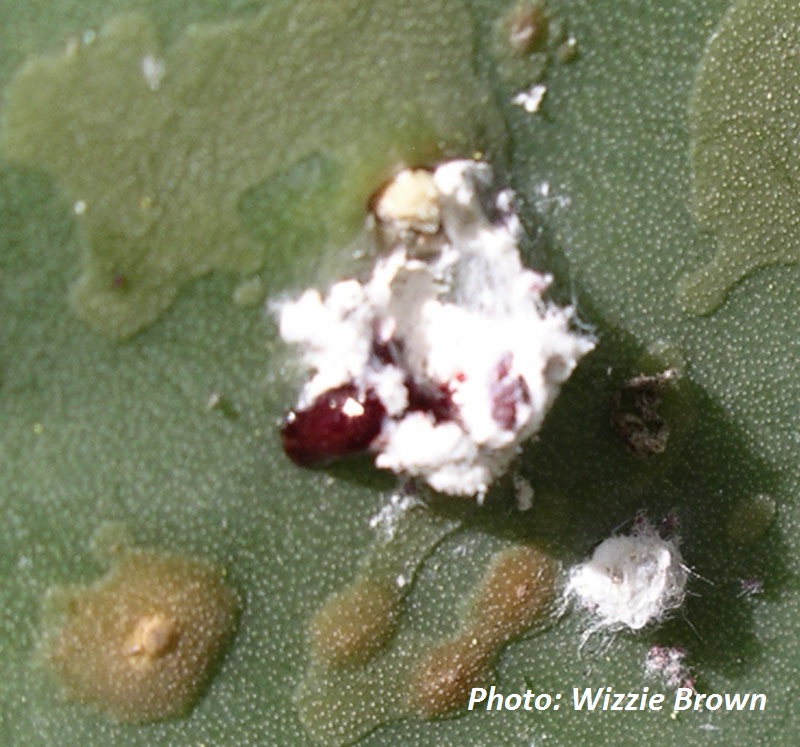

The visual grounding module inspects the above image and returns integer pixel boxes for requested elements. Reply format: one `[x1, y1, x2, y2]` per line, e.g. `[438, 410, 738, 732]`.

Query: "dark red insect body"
[281, 384, 386, 467]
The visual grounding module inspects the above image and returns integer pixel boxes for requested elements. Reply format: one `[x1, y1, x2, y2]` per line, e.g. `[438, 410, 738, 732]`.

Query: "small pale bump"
[374, 169, 441, 235]
[231, 276, 266, 308]
[492, 0, 572, 88]
[505, 2, 549, 55]
[124, 613, 178, 664]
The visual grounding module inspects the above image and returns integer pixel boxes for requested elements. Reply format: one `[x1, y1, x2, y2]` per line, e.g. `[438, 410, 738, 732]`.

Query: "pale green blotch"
[0, 2, 504, 339]
[727, 493, 777, 545]
[680, 0, 800, 315]
[231, 277, 266, 308]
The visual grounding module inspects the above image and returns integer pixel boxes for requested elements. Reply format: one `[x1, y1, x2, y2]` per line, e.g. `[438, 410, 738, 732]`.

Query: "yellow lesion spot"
[41, 545, 239, 723]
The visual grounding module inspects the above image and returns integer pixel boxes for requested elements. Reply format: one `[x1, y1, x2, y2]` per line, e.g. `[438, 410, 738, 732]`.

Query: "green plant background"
[1, 1, 797, 746]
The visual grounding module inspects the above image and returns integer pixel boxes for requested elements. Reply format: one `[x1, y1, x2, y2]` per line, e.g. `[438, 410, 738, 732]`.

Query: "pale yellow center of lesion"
[123, 612, 178, 666]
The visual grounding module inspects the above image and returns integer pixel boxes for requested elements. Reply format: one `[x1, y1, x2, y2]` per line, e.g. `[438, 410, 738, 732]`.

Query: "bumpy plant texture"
[680, 0, 800, 314]
[1, 1, 798, 747]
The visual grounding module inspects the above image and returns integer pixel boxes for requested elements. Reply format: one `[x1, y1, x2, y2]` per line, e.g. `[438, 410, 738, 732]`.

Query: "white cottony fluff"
[278, 159, 594, 497]
[567, 523, 687, 633]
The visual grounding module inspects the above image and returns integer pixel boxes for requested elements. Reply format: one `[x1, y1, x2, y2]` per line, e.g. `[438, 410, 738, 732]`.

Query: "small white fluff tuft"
[567, 520, 687, 634]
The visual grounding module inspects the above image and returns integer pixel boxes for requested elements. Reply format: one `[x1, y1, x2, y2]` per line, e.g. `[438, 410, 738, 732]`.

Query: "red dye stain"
[371, 332, 457, 423]
[489, 353, 530, 430]
[281, 384, 386, 466]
